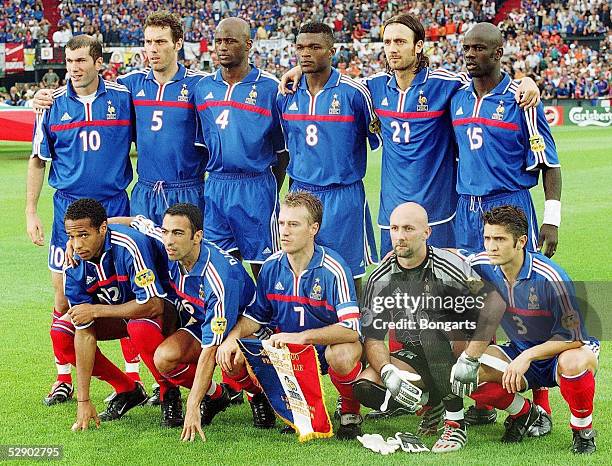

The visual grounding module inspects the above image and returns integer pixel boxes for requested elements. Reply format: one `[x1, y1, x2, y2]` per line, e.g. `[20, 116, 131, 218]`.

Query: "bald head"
[216, 17, 250, 41]
[389, 202, 431, 263]
[390, 202, 429, 229]
[465, 22, 503, 48]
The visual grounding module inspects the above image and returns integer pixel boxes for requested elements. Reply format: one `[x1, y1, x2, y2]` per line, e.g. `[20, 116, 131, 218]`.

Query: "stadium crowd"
[1, 0, 611, 103]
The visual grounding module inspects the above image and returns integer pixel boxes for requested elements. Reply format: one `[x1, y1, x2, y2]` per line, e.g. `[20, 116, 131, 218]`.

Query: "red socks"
[560, 370, 595, 430]
[328, 362, 362, 415]
[49, 323, 134, 394]
[226, 366, 262, 395]
[222, 370, 243, 393]
[50, 318, 74, 384]
[120, 337, 141, 382]
[470, 382, 529, 417]
[532, 387, 551, 414]
[126, 319, 174, 400]
[161, 363, 197, 389]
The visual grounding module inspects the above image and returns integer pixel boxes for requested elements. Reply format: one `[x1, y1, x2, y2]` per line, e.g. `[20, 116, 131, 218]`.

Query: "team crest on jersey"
[529, 134, 546, 152]
[245, 85, 258, 105]
[527, 287, 539, 309]
[135, 268, 155, 288]
[211, 316, 227, 335]
[466, 276, 484, 294]
[369, 116, 381, 134]
[561, 310, 580, 330]
[199, 283, 205, 300]
[178, 84, 189, 102]
[309, 278, 322, 300]
[492, 100, 505, 120]
[329, 94, 341, 115]
[416, 90, 428, 111]
[106, 100, 117, 120]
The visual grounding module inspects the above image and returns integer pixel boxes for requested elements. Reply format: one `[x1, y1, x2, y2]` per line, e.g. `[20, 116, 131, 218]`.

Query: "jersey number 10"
[79, 130, 101, 152]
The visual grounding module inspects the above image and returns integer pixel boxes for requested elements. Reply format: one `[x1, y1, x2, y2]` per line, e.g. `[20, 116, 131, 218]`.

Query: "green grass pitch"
[1, 126, 611, 464]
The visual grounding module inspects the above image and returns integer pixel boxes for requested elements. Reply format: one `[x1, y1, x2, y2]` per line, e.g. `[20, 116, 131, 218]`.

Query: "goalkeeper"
[354, 202, 503, 453]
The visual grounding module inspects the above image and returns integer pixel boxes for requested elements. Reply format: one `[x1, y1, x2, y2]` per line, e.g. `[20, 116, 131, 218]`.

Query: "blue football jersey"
[31, 78, 133, 198]
[365, 68, 467, 226]
[117, 64, 209, 182]
[451, 73, 560, 196]
[64, 224, 172, 329]
[276, 68, 381, 186]
[129, 216, 256, 347]
[464, 250, 589, 352]
[244, 245, 360, 334]
[195, 67, 286, 174]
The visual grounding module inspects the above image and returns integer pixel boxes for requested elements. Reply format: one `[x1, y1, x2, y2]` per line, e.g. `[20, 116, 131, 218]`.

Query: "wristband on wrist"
[77, 399, 90, 403]
[543, 200, 561, 227]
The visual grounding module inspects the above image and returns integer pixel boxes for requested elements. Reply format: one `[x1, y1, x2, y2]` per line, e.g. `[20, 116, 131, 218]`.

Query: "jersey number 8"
[305, 124, 318, 146]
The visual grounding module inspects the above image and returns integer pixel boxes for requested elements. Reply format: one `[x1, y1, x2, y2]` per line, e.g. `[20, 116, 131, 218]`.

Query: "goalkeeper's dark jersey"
[361, 246, 491, 344]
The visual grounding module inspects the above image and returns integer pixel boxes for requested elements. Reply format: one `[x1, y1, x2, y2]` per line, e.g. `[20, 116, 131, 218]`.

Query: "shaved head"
[390, 202, 429, 229]
[463, 22, 504, 79]
[216, 17, 250, 41]
[389, 202, 431, 265]
[465, 22, 503, 48]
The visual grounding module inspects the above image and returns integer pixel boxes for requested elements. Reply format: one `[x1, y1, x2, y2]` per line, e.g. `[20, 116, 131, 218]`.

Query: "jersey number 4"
[216, 109, 230, 129]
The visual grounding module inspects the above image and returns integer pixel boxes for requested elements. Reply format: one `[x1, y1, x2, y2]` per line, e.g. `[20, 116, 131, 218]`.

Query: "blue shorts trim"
[179, 321, 203, 344]
[455, 190, 538, 252]
[49, 190, 129, 272]
[291, 181, 378, 278]
[204, 170, 280, 263]
[130, 178, 205, 226]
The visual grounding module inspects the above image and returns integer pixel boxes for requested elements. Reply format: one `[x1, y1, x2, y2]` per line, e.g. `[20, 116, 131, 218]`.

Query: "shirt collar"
[279, 243, 326, 273]
[146, 62, 187, 82]
[180, 242, 212, 277]
[66, 75, 106, 98]
[387, 67, 429, 90]
[390, 245, 433, 274]
[494, 250, 534, 281]
[468, 72, 513, 96]
[214, 65, 261, 84]
[298, 67, 342, 91]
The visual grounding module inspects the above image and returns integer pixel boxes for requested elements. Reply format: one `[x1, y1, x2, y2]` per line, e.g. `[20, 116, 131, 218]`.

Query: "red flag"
[5, 43, 25, 74]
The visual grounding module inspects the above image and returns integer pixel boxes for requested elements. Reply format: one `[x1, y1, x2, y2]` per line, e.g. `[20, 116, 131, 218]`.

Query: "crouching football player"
[59, 199, 180, 430]
[354, 202, 503, 453]
[216, 192, 365, 439]
[451, 206, 599, 454]
[127, 204, 256, 441]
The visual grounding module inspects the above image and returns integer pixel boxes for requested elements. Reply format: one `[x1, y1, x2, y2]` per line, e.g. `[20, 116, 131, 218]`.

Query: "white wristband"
[543, 200, 561, 227]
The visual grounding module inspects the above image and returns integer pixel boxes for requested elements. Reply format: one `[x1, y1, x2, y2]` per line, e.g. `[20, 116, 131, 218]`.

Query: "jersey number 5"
[151, 110, 163, 131]
[467, 127, 483, 150]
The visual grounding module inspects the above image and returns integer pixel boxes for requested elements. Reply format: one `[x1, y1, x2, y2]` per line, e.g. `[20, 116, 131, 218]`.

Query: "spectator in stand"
[41, 68, 60, 89]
